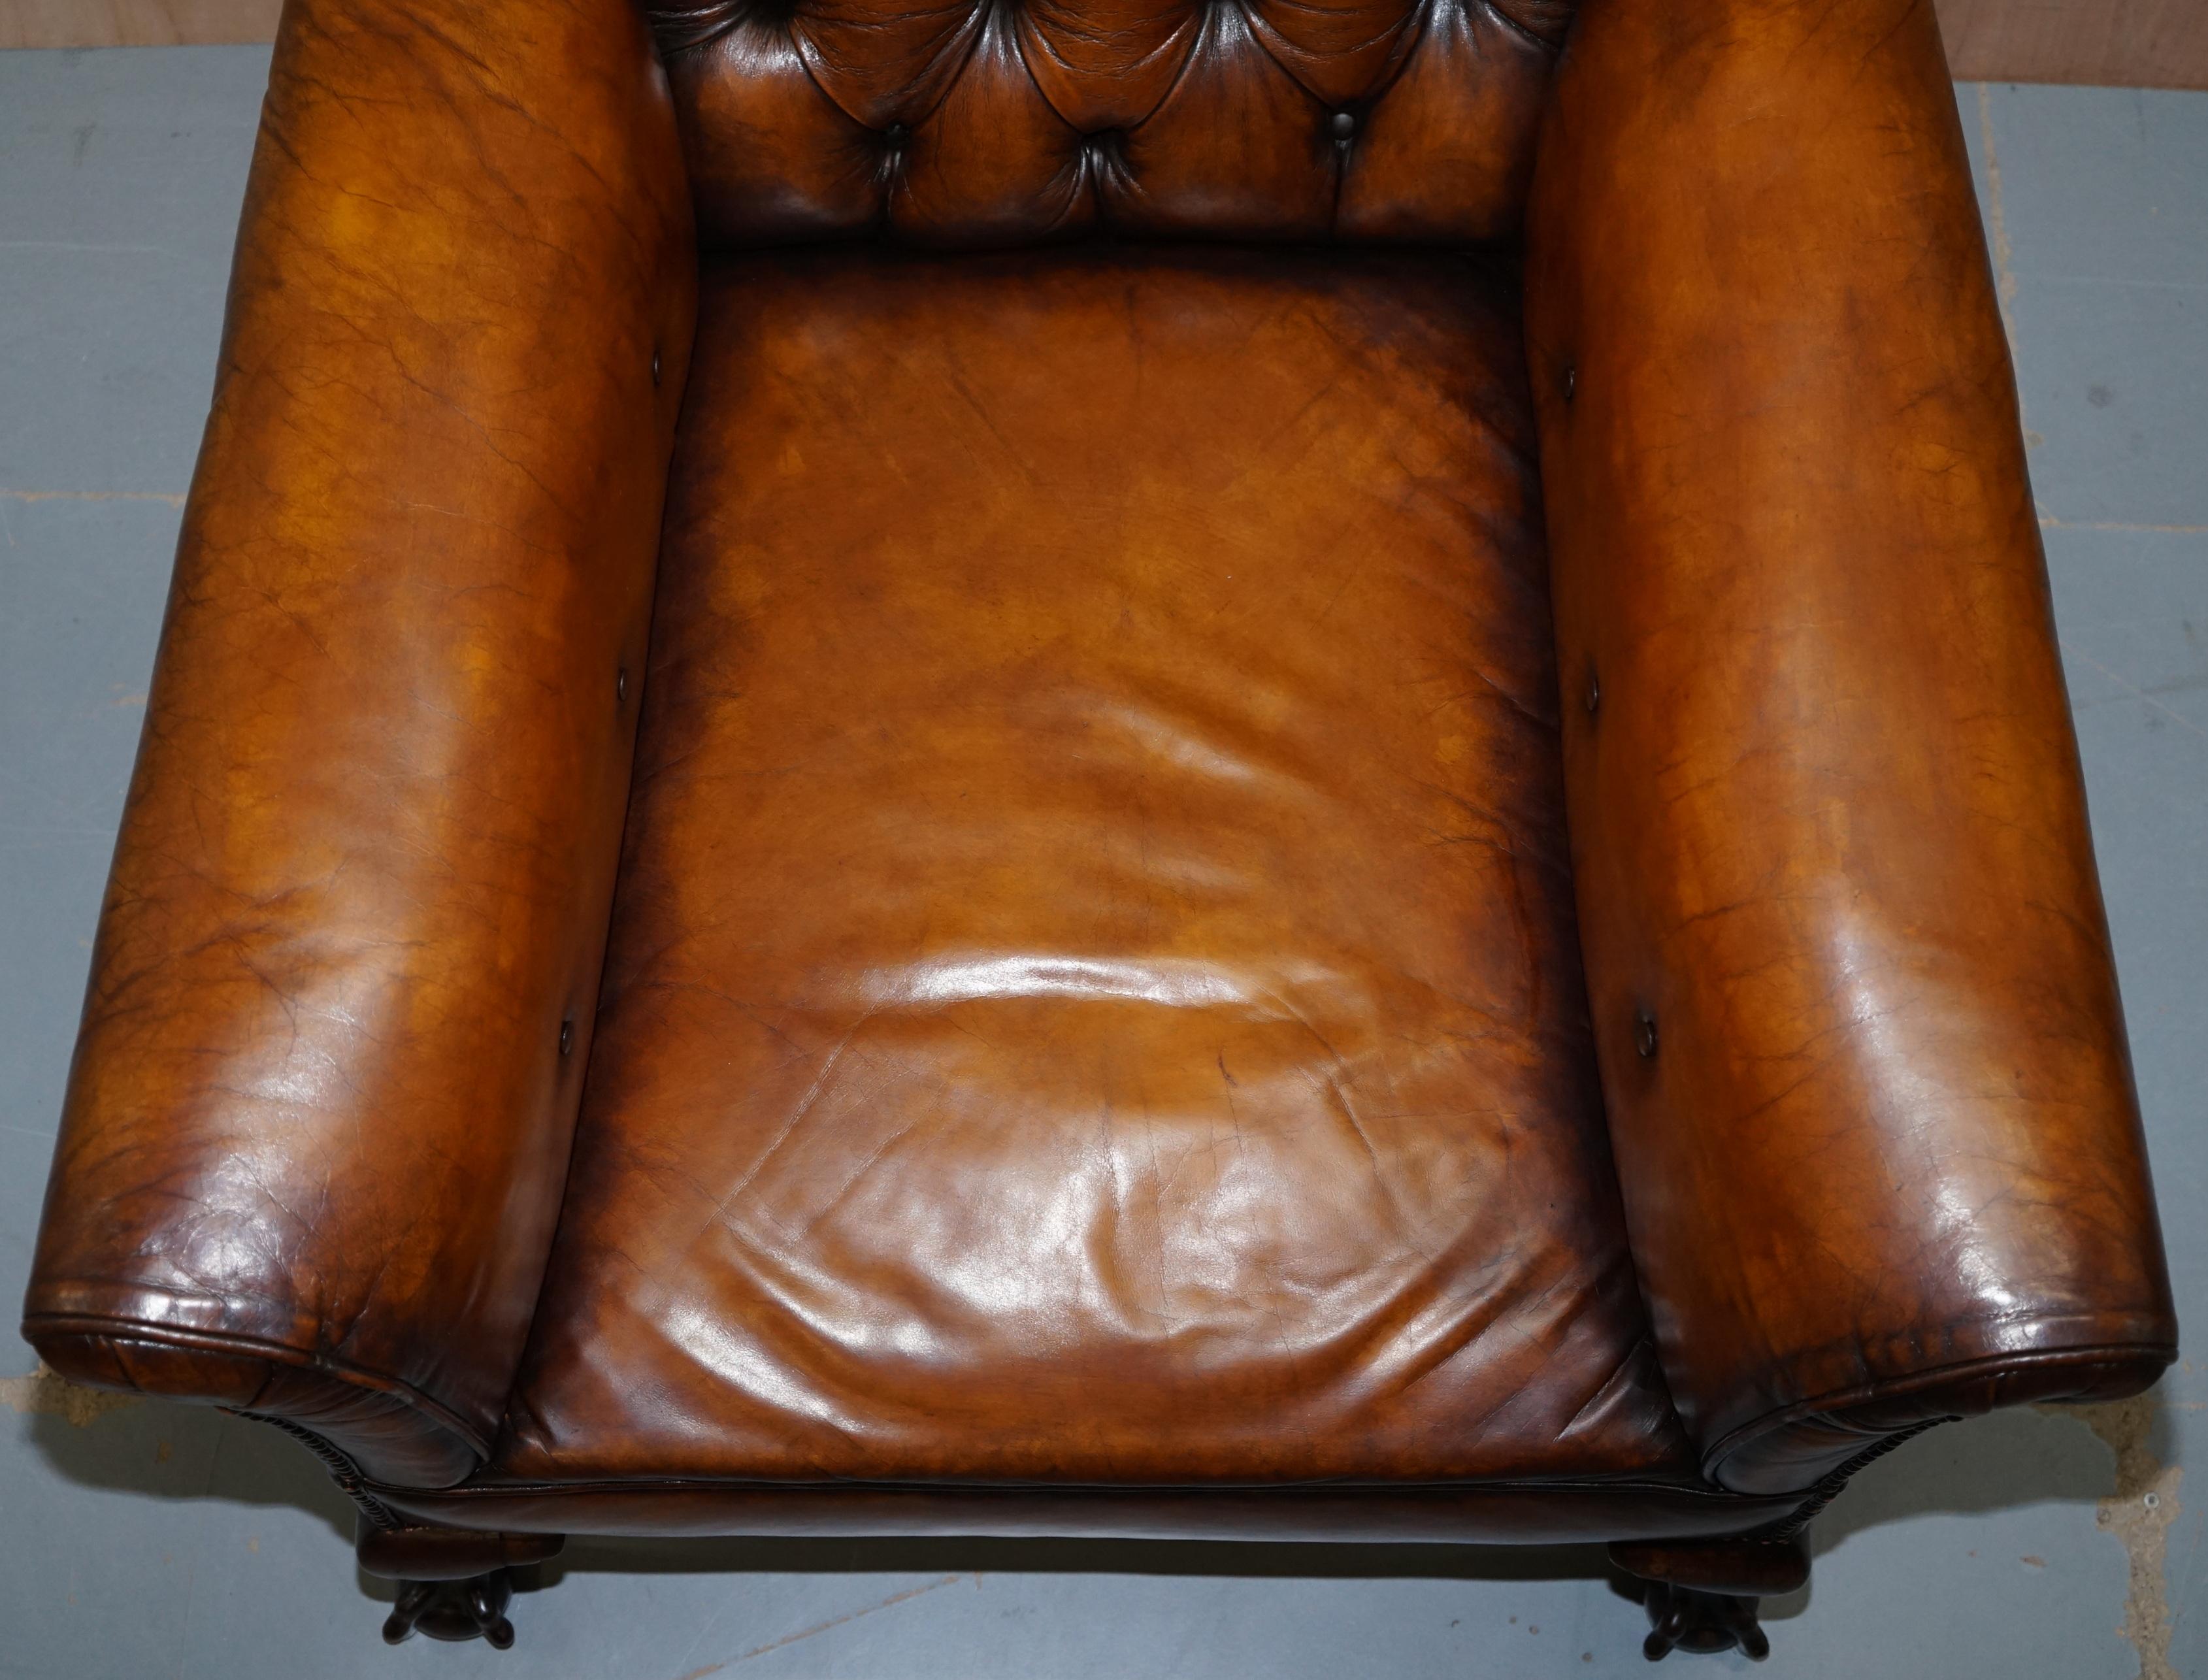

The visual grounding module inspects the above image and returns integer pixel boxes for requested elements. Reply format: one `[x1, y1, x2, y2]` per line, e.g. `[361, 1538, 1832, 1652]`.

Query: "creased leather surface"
[20, 0, 697, 1489]
[501, 245, 1693, 1490]
[1523, 0, 2177, 1494]
[650, 0, 1570, 248]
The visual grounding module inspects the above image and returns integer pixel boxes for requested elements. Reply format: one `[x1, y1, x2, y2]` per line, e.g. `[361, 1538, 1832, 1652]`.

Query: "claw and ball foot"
[357, 1523, 565, 1649]
[1609, 1534, 1800, 1661]
[1640, 1583, 1769, 1662]
[381, 1568, 517, 1649]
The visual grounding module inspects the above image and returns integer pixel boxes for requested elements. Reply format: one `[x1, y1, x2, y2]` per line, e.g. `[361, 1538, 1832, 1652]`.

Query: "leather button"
[651, 348, 661, 388]
[1329, 110, 1357, 144]
[617, 667, 629, 704]
[559, 1019, 574, 1058]
[1562, 364, 1577, 403]
[1635, 1012, 1658, 1059]
[1584, 668, 1601, 716]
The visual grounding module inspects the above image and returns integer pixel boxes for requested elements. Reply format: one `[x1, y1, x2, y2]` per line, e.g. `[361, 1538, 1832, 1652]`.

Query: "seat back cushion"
[648, 0, 1574, 247]
[497, 246, 1690, 1489]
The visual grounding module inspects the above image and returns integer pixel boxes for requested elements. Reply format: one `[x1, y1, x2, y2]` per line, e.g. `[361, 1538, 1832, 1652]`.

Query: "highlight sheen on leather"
[501, 246, 1691, 1490]
[1524, 0, 2176, 1493]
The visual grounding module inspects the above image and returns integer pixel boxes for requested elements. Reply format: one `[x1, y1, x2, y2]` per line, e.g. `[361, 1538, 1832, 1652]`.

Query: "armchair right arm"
[21, 0, 696, 1490]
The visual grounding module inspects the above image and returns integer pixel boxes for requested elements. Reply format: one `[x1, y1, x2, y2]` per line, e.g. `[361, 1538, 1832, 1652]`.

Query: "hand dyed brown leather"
[1523, 0, 2175, 1497]
[501, 246, 1689, 1492]
[21, 0, 695, 1487]
[18, 0, 2177, 1649]
[657, 0, 1572, 247]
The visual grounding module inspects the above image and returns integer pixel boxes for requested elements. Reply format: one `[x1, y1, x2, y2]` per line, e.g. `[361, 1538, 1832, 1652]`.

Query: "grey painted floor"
[1, 46, 2202, 1680]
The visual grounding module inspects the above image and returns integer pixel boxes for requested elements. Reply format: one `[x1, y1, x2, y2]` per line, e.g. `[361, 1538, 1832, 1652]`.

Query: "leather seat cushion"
[499, 246, 1693, 1489]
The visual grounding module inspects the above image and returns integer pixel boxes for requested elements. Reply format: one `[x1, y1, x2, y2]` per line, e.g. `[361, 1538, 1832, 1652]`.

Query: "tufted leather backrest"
[650, 0, 1574, 248]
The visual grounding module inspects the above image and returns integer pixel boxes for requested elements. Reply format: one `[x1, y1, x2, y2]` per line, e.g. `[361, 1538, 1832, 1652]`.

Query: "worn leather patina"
[21, 0, 2177, 1605]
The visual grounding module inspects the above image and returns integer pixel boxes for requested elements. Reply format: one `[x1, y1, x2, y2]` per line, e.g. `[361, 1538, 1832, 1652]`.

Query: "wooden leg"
[1609, 1530, 1803, 1661]
[356, 1519, 565, 1649]
[1639, 1582, 1770, 1662]
[381, 1570, 517, 1649]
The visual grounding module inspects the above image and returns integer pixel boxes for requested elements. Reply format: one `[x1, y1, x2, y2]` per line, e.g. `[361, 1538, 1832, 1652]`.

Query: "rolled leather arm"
[1524, 0, 2176, 1495]
[22, 0, 695, 1487]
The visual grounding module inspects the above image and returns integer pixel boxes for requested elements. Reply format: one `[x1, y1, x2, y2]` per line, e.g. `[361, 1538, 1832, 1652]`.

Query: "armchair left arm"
[21, 0, 696, 1489]
[1520, 0, 2175, 1497]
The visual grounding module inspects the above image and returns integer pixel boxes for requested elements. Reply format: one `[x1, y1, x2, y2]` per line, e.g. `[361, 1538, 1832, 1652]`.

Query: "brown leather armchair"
[21, 0, 2177, 1658]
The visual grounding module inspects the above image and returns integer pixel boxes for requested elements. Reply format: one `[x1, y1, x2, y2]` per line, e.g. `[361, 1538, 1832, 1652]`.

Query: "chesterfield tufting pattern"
[655, 0, 1572, 244]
